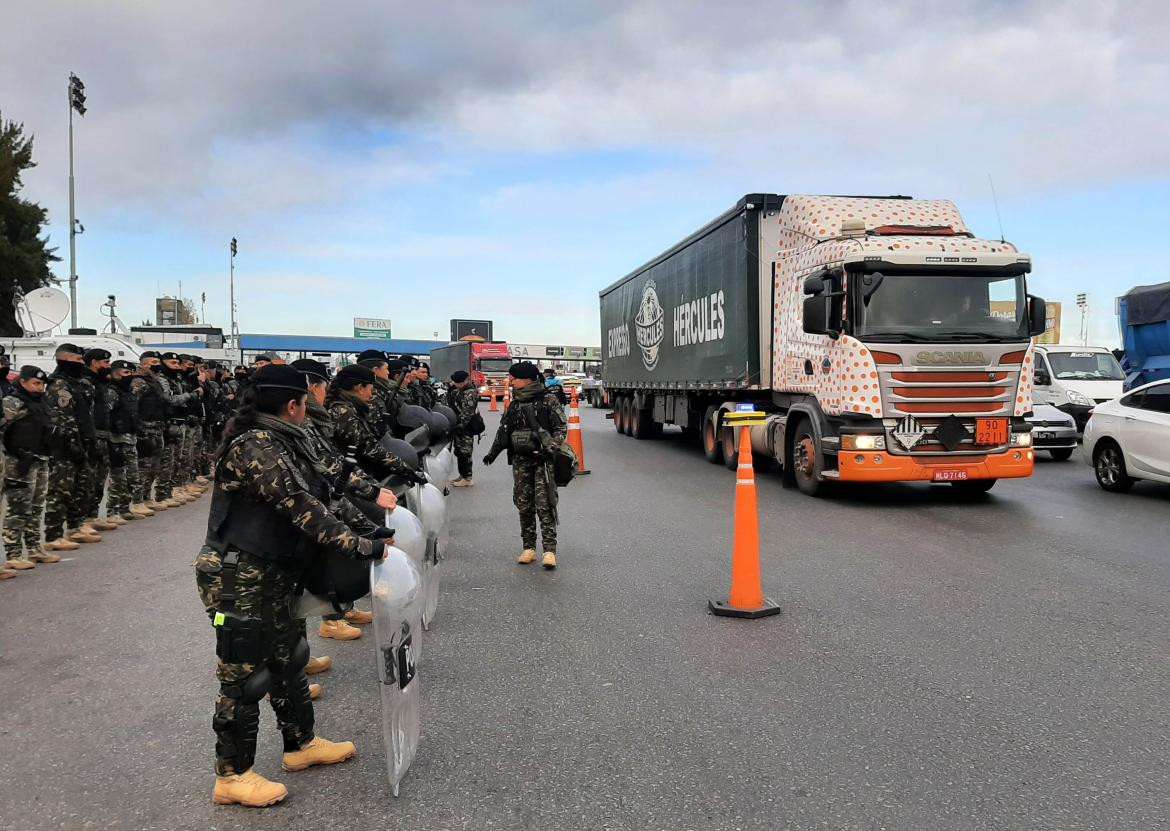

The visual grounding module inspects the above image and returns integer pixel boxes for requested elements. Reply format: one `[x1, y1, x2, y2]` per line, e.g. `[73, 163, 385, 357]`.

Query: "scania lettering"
[599, 193, 1048, 496]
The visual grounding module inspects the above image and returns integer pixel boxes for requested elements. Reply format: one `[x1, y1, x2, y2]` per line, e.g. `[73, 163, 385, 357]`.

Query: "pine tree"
[0, 113, 60, 336]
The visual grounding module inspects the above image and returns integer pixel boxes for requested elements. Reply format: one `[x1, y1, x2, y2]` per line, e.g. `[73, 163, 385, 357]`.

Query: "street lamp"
[229, 237, 238, 356]
[1076, 292, 1088, 346]
[67, 72, 87, 329]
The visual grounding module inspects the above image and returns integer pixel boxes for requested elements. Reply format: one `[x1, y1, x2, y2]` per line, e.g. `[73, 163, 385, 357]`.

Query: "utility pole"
[67, 73, 87, 329]
[230, 237, 238, 354]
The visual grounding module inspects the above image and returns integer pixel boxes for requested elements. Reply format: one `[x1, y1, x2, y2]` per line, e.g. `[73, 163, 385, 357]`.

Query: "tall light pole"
[229, 237, 238, 355]
[67, 73, 87, 329]
[1076, 292, 1088, 346]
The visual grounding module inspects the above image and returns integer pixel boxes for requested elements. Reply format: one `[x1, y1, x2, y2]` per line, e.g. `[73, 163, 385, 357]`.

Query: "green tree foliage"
[0, 113, 60, 336]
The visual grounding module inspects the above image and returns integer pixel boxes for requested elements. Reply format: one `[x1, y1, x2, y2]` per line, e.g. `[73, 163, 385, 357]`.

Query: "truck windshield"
[852, 271, 1029, 342]
[477, 359, 512, 373]
[1046, 351, 1124, 381]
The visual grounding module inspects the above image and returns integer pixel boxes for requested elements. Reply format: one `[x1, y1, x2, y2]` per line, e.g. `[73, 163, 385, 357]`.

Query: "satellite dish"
[16, 287, 71, 336]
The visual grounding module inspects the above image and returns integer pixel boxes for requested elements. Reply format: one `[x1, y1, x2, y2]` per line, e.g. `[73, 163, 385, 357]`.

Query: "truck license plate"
[932, 469, 969, 482]
[974, 418, 1010, 446]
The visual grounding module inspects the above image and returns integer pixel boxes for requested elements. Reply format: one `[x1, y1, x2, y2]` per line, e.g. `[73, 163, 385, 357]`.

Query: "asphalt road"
[1, 407, 1167, 831]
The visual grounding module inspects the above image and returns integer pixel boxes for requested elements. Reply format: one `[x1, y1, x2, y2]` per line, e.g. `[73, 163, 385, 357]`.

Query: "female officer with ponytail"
[193, 364, 387, 808]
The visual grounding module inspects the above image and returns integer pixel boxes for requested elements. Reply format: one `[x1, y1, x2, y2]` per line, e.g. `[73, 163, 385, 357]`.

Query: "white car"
[1083, 379, 1170, 492]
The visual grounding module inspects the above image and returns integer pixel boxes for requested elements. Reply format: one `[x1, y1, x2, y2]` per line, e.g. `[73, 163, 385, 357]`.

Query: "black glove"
[370, 527, 396, 541]
[109, 444, 127, 468]
[482, 453, 496, 466]
[405, 469, 428, 487]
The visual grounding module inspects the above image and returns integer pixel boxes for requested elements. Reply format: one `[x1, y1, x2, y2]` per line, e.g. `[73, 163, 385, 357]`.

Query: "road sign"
[355, 317, 392, 339]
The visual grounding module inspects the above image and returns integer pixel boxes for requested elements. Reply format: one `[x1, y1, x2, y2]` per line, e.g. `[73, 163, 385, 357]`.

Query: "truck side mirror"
[803, 296, 840, 337]
[1028, 295, 1048, 338]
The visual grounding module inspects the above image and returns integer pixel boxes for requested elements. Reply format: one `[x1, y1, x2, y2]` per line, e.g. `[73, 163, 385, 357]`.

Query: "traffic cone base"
[708, 598, 781, 619]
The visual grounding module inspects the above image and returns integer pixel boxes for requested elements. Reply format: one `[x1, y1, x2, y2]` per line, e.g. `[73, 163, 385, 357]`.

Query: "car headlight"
[1067, 390, 1093, 407]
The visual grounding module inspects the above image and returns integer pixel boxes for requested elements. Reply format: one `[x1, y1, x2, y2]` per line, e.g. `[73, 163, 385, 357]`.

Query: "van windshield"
[852, 271, 1029, 342]
[1046, 351, 1123, 381]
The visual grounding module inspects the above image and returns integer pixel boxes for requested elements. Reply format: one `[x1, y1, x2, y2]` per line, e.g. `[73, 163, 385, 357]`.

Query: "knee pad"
[286, 636, 310, 677]
[221, 665, 271, 704]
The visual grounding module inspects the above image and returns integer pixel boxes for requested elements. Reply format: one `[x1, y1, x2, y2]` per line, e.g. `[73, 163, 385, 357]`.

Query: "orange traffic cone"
[567, 387, 590, 474]
[709, 416, 780, 619]
[489, 386, 499, 412]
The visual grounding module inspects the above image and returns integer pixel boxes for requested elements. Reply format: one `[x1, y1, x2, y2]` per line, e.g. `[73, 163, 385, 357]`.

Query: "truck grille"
[881, 368, 1018, 418]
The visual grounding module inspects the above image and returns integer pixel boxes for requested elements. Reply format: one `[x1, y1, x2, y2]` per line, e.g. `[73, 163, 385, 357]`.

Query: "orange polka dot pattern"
[770, 195, 1024, 418]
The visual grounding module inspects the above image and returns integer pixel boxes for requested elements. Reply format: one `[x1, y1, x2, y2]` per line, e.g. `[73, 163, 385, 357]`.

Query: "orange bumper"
[837, 449, 1034, 483]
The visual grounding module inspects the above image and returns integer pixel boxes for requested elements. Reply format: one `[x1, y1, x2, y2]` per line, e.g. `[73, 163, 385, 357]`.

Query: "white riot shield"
[370, 547, 423, 797]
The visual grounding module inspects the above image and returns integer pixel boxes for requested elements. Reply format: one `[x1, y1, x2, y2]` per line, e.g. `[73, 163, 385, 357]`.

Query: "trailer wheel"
[621, 397, 635, 436]
[791, 417, 829, 497]
[630, 402, 645, 439]
[632, 406, 656, 440]
[702, 406, 724, 464]
[613, 396, 626, 434]
[722, 426, 739, 470]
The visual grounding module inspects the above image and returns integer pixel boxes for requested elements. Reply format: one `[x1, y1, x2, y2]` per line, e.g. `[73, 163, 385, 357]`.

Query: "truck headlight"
[842, 434, 886, 451]
[1012, 432, 1032, 447]
[1067, 390, 1093, 407]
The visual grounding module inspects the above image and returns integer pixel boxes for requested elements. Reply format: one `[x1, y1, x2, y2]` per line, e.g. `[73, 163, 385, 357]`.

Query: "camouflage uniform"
[485, 384, 567, 552]
[446, 383, 480, 480]
[135, 375, 168, 503]
[1, 388, 52, 559]
[107, 376, 147, 517]
[195, 417, 376, 775]
[44, 368, 92, 542]
[151, 370, 198, 497]
[82, 373, 113, 522]
[327, 391, 414, 481]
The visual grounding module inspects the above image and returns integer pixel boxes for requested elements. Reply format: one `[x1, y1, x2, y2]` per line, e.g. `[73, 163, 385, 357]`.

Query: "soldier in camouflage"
[446, 370, 480, 486]
[81, 348, 120, 532]
[326, 364, 423, 485]
[134, 352, 170, 510]
[195, 364, 383, 808]
[43, 343, 98, 548]
[484, 361, 568, 569]
[292, 358, 400, 640]
[157, 352, 203, 506]
[106, 360, 153, 522]
[1, 366, 61, 578]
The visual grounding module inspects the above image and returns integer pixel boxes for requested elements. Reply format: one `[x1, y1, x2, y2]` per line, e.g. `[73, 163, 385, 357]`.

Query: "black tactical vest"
[138, 379, 166, 423]
[3, 389, 52, 455]
[91, 378, 112, 432]
[109, 381, 138, 435]
[205, 435, 332, 573]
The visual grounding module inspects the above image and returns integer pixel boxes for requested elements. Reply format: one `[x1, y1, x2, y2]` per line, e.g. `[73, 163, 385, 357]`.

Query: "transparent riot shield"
[415, 482, 448, 628]
[370, 547, 423, 797]
[385, 506, 428, 646]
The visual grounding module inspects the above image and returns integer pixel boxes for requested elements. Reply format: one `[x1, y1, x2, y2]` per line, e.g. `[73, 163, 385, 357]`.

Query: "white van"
[1032, 344, 1124, 433]
[0, 334, 143, 374]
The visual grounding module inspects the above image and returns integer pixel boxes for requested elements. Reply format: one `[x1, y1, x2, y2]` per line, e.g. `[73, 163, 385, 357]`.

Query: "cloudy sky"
[2, 0, 1168, 346]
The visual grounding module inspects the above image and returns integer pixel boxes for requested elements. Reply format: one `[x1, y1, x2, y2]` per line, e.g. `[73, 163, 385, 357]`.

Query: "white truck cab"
[1031, 344, 1124, 432]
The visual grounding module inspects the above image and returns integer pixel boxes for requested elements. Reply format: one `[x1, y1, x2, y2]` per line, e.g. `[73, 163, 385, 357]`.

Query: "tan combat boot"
[517, 549, 537, 564]
[451, 478, 474, 487]
[195, 475, 210, 485]
[104, 515, 128, 527]
[46, 537, 81, 552]
[119, 511, 143, 521]
[29, 548, 62, 564]
[318, 619, 362, 641]
[305, 655, 332, 675]
[170, 489, 194, 505]
[145, 499, 168, 511]
[542, 551, 557, 570]
[90, 518, 120, 531]
[5, 558, 35, 571]
[212, 769, 288, 807]
[0, 568, 15, 580]
[68, 528, 102, 544]
[130, 503, 155, 517]
[343, 609, 373, 625]
[309, 683, 322, 700]
[281, 737, 356, 772]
